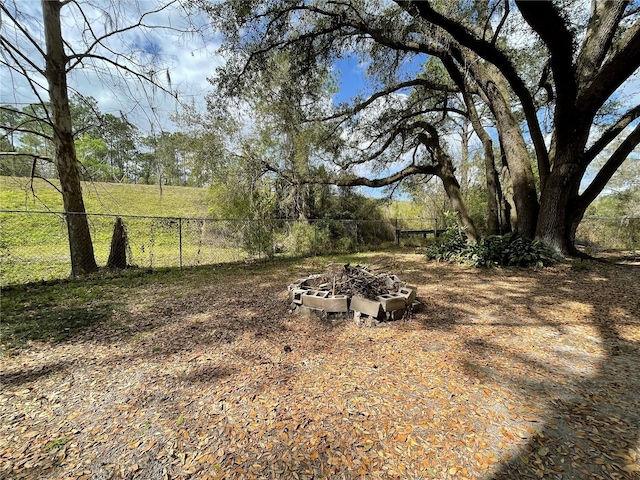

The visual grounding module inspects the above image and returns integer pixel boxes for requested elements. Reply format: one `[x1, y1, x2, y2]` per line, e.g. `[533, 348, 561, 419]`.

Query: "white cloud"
[0, 0, 221, 133]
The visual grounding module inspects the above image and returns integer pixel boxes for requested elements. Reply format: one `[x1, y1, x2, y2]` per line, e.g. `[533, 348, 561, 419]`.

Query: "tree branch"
[0, 3, 47, 60]
[324, 164, 439, 188]
[396, 1, 549, 185]
[64, 54, 175, 97]
[583, 105, 640, 165]
[65, 0, 181, 72]
[575, 0, 627, 84]
[0, 151, 55, 163]
[0, 35, 47, 76]
[491, 0, 509, 46]
[515, 0, 577, 109]
[579, 18, 640, 112]
[319, 78, 458, 122]
[578, 121, 640, 209]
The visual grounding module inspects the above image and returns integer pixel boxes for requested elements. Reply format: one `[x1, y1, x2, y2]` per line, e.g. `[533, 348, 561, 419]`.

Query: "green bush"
[281, 222, 331, 256]
[424, 222, 469, 263]
[426, 223, 556, 268]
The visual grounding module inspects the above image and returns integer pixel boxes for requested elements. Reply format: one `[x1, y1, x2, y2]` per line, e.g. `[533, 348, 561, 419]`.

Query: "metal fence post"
[354, 220, 359, 251]
[179, 217, 183, 269]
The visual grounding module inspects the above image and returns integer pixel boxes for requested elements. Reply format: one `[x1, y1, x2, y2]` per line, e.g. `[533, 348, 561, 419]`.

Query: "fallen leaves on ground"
[1, 254, 639, 479]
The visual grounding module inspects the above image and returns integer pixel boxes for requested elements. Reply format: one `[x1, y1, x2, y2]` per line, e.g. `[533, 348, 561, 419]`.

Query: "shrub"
[425, 222, 469, 263]
[281, 222, 331, 256]
[426, 225, 556, 268]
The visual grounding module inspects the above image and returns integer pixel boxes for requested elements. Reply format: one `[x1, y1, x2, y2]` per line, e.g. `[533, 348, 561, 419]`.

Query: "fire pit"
[287, 264, 418, 326]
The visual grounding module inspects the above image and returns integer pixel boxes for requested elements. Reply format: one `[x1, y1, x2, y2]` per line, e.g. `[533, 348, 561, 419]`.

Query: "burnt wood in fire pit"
[287, 264, 418, 325]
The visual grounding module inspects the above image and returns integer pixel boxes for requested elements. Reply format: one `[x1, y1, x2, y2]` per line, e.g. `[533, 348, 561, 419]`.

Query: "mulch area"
[1, 254, 639, 479]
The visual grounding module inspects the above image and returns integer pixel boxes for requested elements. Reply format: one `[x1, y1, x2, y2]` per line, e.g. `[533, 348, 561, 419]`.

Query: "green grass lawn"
[0, 177, 229, 285]
[0, 176, 210, 217]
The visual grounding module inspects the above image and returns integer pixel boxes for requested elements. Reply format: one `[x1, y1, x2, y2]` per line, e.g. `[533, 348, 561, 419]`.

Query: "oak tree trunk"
[435, 158, 479, 243]
[536, 141, 585, 254]
[469, 61, 539, 237]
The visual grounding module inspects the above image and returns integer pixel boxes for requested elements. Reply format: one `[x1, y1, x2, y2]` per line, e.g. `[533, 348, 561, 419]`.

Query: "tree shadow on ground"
[489, 265, 640, 479]
[5, 254, 638, 479]
[405, 259, 640, 479]
[0, 359, 75, 388]
[0, 262, 348, 391]
[0, 302, 119, 355]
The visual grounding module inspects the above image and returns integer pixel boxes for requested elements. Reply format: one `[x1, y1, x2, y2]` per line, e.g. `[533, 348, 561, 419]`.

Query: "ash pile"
[287, 264, 419, 327]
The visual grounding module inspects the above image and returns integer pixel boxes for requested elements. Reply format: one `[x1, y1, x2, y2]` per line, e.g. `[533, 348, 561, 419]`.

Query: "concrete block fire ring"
[388, 308, 406, 321]
[299, 305, 325, 318]
[323, 295, 349, 313]
[301, 290, 330, 309]
[375, 293, 407, 312]
[350, 296, 383, 318]
[289, 269, 418, 323]
[398, 285, 417, 305]
[289, 288, 307, 305]
[301, 291, 349, 312]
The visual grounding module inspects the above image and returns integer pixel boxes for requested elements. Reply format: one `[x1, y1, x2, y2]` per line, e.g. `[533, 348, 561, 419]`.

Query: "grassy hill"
[0, 176, 435, 220]
[0, 176, 210, 218]
[0, 177, 216, 285]
[381, 199, 427, 220]
[0, 176, 437, 285]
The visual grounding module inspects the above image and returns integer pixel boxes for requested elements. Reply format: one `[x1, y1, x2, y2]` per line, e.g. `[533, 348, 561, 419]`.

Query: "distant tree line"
[0, 95, 392, 227]
[0, 95, 211, 188]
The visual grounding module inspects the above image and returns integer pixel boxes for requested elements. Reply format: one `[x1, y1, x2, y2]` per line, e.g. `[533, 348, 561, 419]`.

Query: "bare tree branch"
[65, 0, 181, 71]
[0, 151, 54, 162]
[319, 78, 458, 122]
[579, 121, 640, 209]
[324, 164, 440, 188]
[584, 105, 640, 164]
[0, 3, 48, 60]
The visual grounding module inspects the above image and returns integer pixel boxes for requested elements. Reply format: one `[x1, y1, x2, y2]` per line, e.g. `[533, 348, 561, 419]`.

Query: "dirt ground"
[1, 253, 639, 479]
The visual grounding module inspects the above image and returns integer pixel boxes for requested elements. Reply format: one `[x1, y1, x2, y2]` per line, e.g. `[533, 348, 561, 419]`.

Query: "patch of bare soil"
[1, 254, 639, 479]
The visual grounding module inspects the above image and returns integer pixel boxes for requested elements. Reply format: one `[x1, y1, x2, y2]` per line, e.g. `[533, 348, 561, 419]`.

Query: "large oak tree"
[202, 0, 640, 254]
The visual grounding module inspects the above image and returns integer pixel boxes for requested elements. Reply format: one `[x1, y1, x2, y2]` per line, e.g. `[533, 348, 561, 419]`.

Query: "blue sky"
[333, 56, 367, 104]
[332, 52, 427, 105]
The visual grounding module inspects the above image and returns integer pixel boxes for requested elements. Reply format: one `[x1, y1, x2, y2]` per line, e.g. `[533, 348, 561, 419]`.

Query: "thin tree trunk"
[443, 54, 504, 236]
[418, 126, 479, 242]
[42, 0, 97, 276]
[459, 118, 470, 194]
[438, 164, 479, 242]
[464, 91, 502, 235]
[499, 144, 514, 233]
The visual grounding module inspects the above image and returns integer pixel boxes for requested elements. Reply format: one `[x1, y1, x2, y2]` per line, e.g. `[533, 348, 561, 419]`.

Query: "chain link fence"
[0, 211, 402, 285]
[2, 211, 637, 286]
